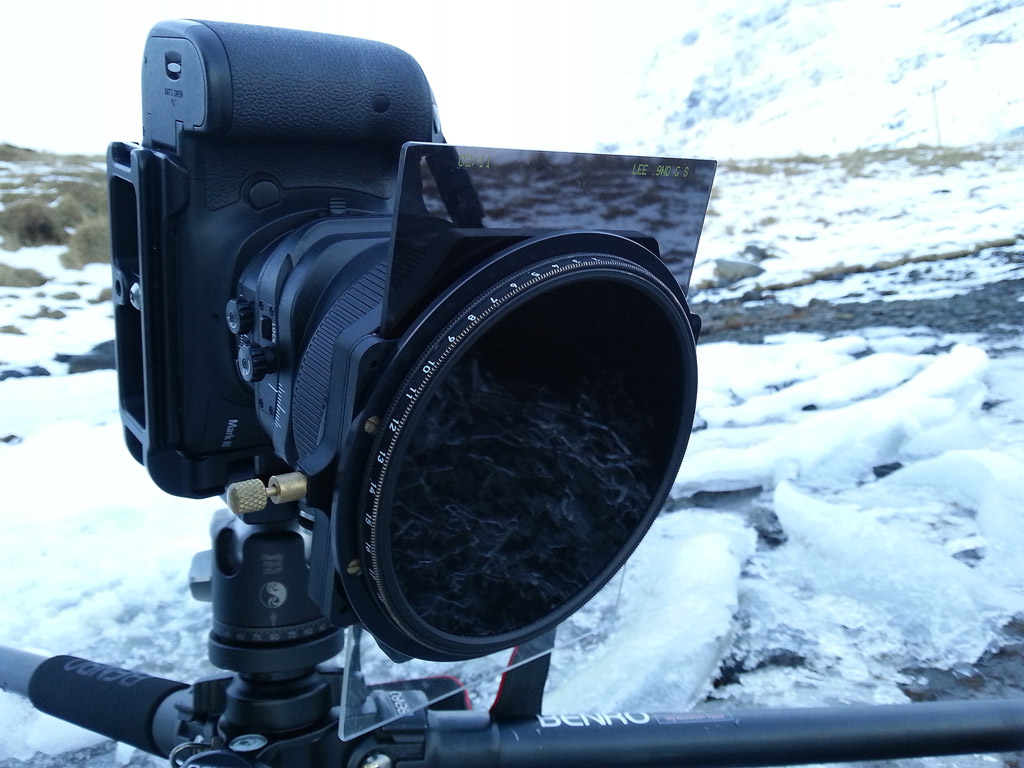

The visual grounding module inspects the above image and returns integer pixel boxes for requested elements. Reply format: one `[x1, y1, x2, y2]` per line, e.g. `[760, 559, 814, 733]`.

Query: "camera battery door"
[337, 232, 700, 662]
[142, 25, 219, 150]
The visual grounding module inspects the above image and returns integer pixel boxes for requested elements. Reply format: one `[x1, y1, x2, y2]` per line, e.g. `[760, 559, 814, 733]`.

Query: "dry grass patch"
[763, 237, 1021, 291]
[0, 148, 107, 257]
[0, 263, 50, 287]
[90, 286, 113, 304]
[0, 199, 67, 249]
[720, 153, 829, 176]
[0, 144, 48, 163]
[716, 144, 995, 180]
[21, 305, 66, 320]
[61, 216, 111, 269]
[55, 181, 107, 228]
[838, 145, 990, 177]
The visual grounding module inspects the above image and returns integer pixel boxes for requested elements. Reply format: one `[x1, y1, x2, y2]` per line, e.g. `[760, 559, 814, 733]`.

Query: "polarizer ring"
[356, 246, 697, 659]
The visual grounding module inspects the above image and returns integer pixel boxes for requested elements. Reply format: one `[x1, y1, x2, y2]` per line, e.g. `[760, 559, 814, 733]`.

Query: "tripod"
[3, 505, 1024, 767]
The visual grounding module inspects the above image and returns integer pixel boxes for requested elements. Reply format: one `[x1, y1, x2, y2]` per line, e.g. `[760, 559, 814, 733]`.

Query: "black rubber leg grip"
[27, 655, 186, 756]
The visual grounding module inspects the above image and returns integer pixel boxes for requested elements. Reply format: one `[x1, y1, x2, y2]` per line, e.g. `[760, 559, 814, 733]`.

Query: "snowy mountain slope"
[621, 0, 1024, 159]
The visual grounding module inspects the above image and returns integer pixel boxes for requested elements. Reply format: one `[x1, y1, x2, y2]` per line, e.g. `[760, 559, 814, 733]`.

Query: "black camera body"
[109, 20, 438, 498]
[109, 20, 716, 662]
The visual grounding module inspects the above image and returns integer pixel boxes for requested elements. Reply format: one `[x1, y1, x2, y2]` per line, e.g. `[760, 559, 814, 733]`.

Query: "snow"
[674, 340, 995, 496]
[544, 517, 756, 714]
[772, 482, 1021, 669]
[3, 244, 1022, 764]
[625, 0, 1024, 160]
[871, 450, 1024, 590]
[0, 247, 115, 370]
[665, 330, 1024, 733]
[0, 393, 220, 762]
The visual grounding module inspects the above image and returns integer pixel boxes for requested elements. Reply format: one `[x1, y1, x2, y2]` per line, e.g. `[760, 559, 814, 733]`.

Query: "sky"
[1, 0, 689, 156]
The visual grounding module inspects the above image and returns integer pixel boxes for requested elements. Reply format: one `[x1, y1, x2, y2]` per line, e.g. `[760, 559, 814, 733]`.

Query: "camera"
[108, 20, 716, 664]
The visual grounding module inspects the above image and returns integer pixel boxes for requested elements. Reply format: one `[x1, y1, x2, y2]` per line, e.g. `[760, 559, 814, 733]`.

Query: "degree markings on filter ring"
[366, 256, 599, 494]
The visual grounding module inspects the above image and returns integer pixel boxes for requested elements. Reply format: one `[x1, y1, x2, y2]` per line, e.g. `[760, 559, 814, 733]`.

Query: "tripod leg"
[0, 647, 188, 757]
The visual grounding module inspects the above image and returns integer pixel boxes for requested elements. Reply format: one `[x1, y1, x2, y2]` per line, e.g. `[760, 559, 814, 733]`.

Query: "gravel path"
[691, 275, 1024, 351]
[13, 276, 1024, 378]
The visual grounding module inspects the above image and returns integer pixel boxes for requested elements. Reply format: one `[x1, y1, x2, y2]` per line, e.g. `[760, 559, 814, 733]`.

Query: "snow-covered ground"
[691, 144, 1024, 306]
[1, 142, 1023, 767]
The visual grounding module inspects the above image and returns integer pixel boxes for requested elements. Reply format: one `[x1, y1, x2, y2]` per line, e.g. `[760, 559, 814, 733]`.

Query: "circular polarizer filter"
[350, 235, 698, 660]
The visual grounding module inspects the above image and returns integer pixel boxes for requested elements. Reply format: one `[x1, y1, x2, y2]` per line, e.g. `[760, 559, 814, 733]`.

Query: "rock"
[740, 287, 766, 301]
[713, 259, 766, 287]
[0, 366, 51, 381]
[741, 243, 784, 262]
[54, 340, 116, 373]
[749, 506, 787, 548]
[873, 462, 904, 478]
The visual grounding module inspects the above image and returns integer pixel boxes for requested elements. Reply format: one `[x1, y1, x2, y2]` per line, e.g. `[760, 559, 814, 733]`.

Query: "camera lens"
[351, 236, 697, 659]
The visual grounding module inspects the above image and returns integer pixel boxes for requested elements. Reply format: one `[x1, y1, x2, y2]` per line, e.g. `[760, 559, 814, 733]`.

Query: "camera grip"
[144, 20, 437, 147]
